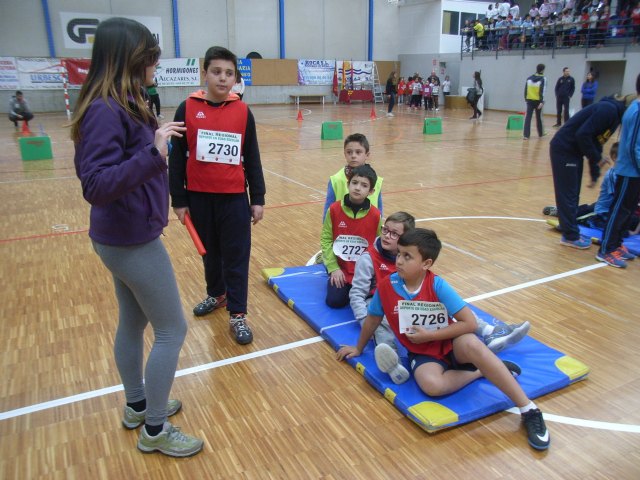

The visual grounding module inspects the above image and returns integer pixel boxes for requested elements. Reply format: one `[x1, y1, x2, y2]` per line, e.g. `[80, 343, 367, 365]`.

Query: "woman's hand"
[154, 121, 186, 157]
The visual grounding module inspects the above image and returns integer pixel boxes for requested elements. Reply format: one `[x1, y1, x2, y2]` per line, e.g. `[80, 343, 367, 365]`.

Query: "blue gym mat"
[262, 264, 589, 433]
[546, 218, 640, 254]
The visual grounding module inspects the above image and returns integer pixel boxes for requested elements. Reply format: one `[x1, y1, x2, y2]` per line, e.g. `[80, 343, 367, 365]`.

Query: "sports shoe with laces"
[542, 206, 557, 216]
[193, 294, 227, 316]
[521, 408, 550, 450]
[484, 321, 531, 353]
[560, 235, 591, 249]
[137, 422, 204, 457]
[374, 343, 410, 384]
[230, 313, 253, 345]
[616, 245, 636, 261]
[596, 250, 628, 268]
[123, 399, 182, 429]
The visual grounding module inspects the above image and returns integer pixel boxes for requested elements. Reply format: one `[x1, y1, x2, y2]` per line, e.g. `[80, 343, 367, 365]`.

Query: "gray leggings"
[93, 238, 187, 426]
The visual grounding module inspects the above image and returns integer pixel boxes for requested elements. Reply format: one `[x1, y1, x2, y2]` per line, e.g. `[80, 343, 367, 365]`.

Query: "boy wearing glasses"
[350, 213, 531, 385]
[321, 165, 381, 308]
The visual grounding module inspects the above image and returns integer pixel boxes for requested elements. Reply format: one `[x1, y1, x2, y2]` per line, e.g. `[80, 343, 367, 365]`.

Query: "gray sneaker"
[484, 321, 531, 353]
[122, 399, 182, 429]
[193, 294, 227, 316]
[137, 422, 204, 457]
[374, 343, 410, 384]
[230, 313, 253, 345]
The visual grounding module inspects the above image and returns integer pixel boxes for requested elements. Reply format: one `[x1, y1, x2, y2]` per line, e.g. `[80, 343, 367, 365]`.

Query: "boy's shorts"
[408, 350, 476, 374]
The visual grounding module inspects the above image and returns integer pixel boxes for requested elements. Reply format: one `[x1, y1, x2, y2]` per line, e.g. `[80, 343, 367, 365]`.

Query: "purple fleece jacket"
[74, 97, 169, 246]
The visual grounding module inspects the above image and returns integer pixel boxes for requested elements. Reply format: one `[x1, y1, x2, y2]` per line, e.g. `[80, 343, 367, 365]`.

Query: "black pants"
[9, 112, 34, 126]
[387, 92, 395, 113]
[600, 176, 640, 254]
[524, 100, 543, 138]
[550, 146, 584, 241]
[187, 191, 252, 314]
[149, 94, 161, 116]
[556, 96, 570, 125]
[325, 280, 351, 308]
[470, 94, 482, 117]
[581, 98, 594, 108]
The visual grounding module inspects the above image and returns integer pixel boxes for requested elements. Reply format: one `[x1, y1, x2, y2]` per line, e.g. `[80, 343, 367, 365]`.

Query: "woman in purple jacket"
[71, 18, 203, 458]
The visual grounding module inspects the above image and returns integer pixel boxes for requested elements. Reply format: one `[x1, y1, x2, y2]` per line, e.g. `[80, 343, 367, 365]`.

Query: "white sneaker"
[157, 114, 165, 119]
[374, 344, 409, 384]
[387, 112, 394, 117]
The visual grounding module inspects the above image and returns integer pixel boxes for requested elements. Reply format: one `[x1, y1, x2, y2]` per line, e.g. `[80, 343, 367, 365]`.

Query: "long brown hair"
[70, 17, 160, 142]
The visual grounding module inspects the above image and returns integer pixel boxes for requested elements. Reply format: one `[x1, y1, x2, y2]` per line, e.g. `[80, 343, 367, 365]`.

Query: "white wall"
[397, 1, 443, 54]
[441, 0, 489, 53]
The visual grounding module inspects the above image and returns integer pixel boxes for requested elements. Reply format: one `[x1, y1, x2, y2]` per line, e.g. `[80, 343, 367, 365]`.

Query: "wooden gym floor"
[0, 101, 639, 479]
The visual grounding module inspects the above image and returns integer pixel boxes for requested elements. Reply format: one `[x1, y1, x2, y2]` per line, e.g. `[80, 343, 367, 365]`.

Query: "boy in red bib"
[350, 214, 531, 385]
[337, 228, 550, 451]
[321, 165, 381, 308]
[169, 46, 266, 345]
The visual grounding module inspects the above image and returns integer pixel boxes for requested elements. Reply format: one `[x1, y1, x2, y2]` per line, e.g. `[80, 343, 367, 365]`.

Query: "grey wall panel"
[176, 0, 229, 57]
[0, 0, 53, 57]
[233, 0, 279, 59]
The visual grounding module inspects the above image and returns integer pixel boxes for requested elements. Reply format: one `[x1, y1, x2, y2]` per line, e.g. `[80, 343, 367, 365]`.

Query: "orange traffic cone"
[21, 120, 32, 135]
[296, 109, 303, 121]
[370, 106, 377, 120]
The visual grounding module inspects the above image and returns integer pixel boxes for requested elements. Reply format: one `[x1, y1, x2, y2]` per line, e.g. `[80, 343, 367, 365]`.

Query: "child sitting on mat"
[337, 228, 550, 451]
[322, 164, 381, 308]
[322, 133, 383, 220]
[349, 213, 530, 384]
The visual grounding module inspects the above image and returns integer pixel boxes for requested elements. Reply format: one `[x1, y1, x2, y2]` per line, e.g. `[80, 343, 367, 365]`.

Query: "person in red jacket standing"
[169, 46, 266, 345]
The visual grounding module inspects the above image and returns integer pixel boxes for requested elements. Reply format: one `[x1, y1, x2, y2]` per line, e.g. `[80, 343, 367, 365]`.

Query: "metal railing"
[461, 18, 639, 59]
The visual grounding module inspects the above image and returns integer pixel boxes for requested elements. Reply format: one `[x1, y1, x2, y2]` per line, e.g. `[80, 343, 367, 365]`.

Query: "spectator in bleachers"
[499, 0, 511, 18]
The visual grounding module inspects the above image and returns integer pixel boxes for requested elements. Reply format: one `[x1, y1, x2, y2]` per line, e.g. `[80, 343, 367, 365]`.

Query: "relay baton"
[184, 213, 206, 256]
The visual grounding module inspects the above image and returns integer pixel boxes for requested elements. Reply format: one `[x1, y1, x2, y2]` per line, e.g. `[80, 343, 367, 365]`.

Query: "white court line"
[0, 263, 608, 423]
[504, 408, 640, 433]
[0, 337, 324, 421]
[1, 216, 635, 435]
[418, 216, 548, 223]
[0, 175, 77, 185]
[263, 168, 325, 195]
[441, 241, 487, 262]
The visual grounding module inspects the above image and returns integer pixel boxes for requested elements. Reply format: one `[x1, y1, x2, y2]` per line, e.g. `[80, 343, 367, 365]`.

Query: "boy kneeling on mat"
[321, 164, 381, 308]
[337, 228, 550, 450]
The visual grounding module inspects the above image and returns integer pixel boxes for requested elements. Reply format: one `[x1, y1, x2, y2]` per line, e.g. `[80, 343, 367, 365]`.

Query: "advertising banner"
[298, 60, 374, 87]
[16, 58, 64, 89]
[237, 58, 252, 86]
[64, 58, 91, 86]
[155, 58, 201, 87]
[297, 59, 335, 85]
[60, 12, 163, 51]
[0, 57, 19, 90]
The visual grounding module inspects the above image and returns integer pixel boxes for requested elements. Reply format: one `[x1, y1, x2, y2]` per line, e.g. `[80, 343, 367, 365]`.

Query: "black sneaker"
[502, 360, 522, 377]
[521, 408, 550, 450]
[230, 313, 253, 345]
[193, 294, 227, 316]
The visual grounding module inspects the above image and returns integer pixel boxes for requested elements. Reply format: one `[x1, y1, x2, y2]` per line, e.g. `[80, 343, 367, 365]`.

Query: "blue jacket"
[594, 168, 617, 216]
[74, 97, 169, 246]
[581, 80, 598, 101]
[550, 96, 626, 164]
[614, 99, 640, 178]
